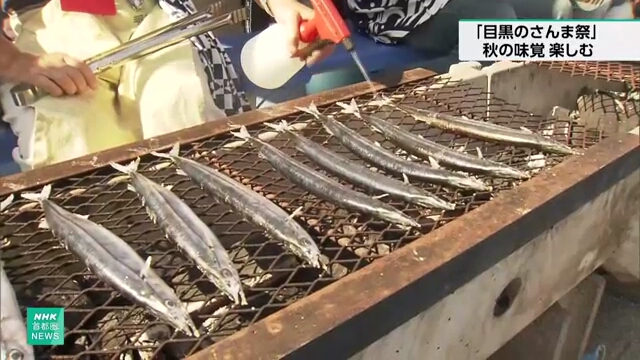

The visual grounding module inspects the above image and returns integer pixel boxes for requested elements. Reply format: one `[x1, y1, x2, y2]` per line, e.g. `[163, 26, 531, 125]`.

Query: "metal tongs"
[10, 2, 248, 107]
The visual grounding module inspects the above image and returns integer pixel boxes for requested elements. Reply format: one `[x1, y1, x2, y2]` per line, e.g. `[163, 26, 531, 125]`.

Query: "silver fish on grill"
[109, 159, 247, 306]
[1, 264, 35, 360]
[373, 97, 576, 156]
[0, 195, 13, 212]
[150, 144, 324, 269]
[232, 126, 421, 229]
[338, 99, 530, 180]
[296, 104, 488, 192]
[1, 195, 12, 250]
[265, 120, 455, 211]
[21, 185, 199, 337]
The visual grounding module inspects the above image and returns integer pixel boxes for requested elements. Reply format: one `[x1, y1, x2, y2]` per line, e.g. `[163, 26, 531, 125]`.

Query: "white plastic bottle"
[241, 23, 307, 90]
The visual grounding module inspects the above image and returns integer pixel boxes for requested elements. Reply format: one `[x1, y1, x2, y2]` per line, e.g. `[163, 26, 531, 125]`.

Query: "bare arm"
[0, 33, 97, 96]
[1, 0, 18, 81]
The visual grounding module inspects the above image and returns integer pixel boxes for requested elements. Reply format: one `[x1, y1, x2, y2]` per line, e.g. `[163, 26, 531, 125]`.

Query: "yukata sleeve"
[158, 0, 253, 116]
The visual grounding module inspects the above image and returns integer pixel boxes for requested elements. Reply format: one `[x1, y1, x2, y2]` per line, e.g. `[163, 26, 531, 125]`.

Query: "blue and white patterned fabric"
[345, 0, 451, 44]
[158, 0, 252, 115]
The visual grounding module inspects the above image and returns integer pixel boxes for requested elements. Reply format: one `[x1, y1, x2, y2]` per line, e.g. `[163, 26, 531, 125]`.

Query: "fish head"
[150, 296, 199, 337]
[532, 134, 577, 155]
[543, 141, 577, 155]
[491, 166, 531, 180]
[208, 268, 246, 306]
[450, 176, 490, 192]
[141, 283, 200, 337]
[1, 339, 35, 360]
[290, 238, 323, 269]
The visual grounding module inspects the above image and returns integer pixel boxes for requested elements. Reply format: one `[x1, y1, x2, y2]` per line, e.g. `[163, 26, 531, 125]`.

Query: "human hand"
[7, 52, 98, 97]
[267, 0, 335, 66]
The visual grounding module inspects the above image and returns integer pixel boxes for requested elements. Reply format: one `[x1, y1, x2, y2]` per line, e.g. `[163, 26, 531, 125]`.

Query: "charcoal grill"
[0, 66, 638, 360]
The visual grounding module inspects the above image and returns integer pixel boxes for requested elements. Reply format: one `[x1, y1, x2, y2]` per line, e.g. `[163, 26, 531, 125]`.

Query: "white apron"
[0, 0, 249, 171]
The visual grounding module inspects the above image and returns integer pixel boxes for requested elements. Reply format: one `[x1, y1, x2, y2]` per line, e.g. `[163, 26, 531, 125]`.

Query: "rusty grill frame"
[0, 67, 638, 360]
[539, 61, 640, 89]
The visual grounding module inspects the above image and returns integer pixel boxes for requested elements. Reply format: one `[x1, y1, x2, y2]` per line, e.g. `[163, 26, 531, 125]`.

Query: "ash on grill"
[0, 77, 602, 359]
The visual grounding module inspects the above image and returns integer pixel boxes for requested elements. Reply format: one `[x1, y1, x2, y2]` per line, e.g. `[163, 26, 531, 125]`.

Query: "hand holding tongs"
[10, 2, 248, 107]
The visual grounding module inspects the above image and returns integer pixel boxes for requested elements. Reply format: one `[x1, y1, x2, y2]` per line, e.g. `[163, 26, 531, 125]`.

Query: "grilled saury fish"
[21, 185, 199, 337]
[151, 144, 324, 269]
[232, 126, 421, 229]
[296, 104, 488, 192]
[265, 120, 455, 210]
[110, 159, 247, 306]
[1, 264, 35, 360]
[338, 99, 530, 180]
[374, 97, 576, 156]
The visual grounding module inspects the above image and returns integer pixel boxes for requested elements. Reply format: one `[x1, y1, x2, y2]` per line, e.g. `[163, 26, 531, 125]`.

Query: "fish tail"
[240, 291, 248, 306]
[169, 143, 180, 157]
[150, 151, 171, 159]
[379, 94, 393, 103]
[295, 102, 321, 117]
[264, 120, 291, 133]
[336, 98, 361, 117]
[349, 98, 360, 112]
[230, 125, 252, 140]
[110, 158, 140, 174]
[21, 184, 52, 203]
[151, 143, 180, 160]
[308, 102, 320, 114]
[0, 194, 14, 212]
[367, 94, 395, 108]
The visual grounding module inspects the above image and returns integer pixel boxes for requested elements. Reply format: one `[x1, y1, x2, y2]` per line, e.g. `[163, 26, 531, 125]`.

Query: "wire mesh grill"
[539, 61, 640, 90]
[576, 90, 640, 135]
[0, 77, 604, 360]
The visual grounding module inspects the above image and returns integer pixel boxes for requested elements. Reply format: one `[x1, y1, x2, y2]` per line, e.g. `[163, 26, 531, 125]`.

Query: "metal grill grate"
[539, 61, 640, 90]
[0, 77, 603, 360]
[576, 90, 640, 135]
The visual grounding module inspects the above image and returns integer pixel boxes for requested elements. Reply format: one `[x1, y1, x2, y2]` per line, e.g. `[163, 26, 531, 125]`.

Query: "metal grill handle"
[10, 5, 248, 107]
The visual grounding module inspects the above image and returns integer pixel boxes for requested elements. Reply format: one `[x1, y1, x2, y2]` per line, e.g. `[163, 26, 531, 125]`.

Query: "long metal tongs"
[10, 2, 248, 107]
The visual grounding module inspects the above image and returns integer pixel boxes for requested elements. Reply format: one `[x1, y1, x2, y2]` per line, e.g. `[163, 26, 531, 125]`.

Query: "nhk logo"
[33, 313, 58, 321]
[26, 307, 65, 346]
